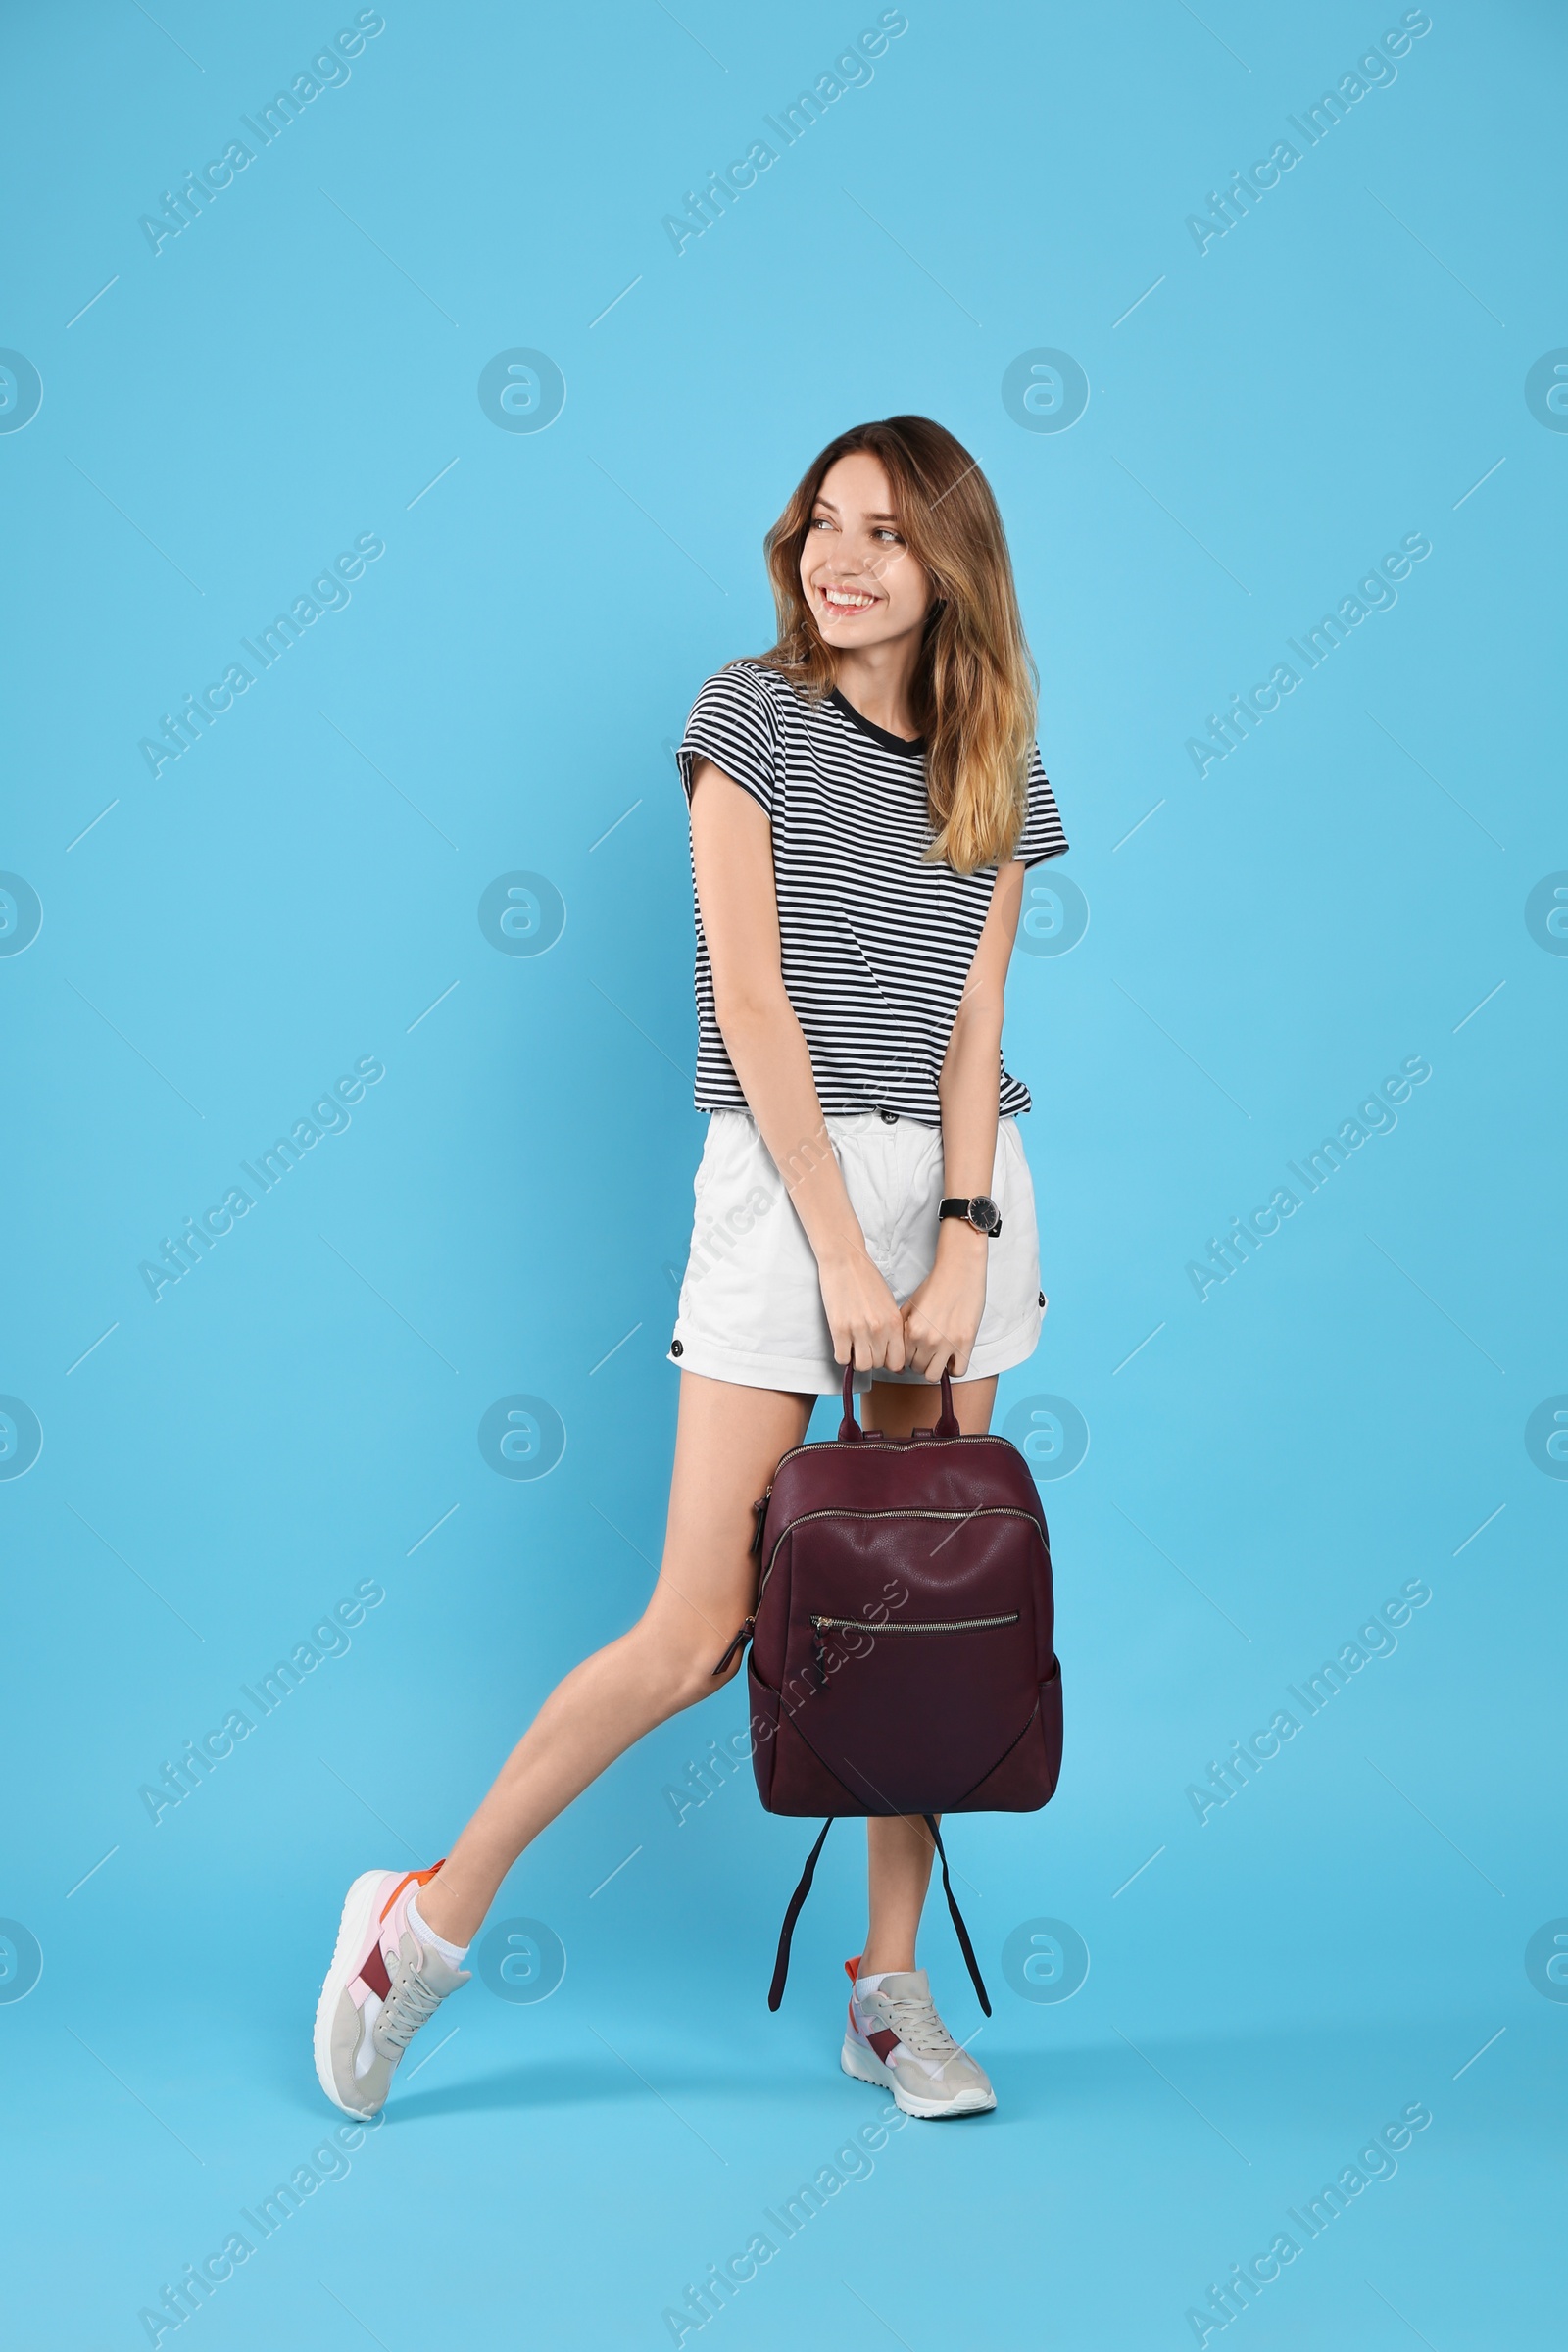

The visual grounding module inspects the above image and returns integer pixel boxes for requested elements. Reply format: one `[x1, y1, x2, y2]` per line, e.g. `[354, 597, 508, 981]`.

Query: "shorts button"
[878, 1108, 898, 1124]
[670, 1339, 684, 1357]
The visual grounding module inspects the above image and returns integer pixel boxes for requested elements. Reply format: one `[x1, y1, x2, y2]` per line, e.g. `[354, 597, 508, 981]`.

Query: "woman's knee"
[628, 1617, 741, 1715]
[686, 1646, 744, 1705]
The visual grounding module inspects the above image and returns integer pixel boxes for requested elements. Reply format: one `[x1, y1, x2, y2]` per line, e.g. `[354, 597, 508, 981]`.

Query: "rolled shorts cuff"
[666, 1335, 877, 1396]
[667, 1302, 1044, 1396]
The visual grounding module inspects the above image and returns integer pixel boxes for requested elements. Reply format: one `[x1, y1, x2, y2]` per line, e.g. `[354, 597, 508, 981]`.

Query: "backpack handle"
[838, 1360, 960, 1442]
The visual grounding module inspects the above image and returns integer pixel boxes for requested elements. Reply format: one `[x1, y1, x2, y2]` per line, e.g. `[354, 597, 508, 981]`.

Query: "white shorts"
[667, 1109, 1045, 1396]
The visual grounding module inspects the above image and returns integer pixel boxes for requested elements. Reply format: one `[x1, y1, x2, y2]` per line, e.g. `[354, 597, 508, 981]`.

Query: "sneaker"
[314, 1864, 469, 2117]
[840, 1957, 995, 2119]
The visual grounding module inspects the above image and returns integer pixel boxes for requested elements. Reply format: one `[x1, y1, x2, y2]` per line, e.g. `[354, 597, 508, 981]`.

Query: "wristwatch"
[939, 1195, 1002, 1238]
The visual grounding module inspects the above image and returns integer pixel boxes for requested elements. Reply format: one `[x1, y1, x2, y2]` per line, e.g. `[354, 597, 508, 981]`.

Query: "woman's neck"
[829, 633, 922, 741]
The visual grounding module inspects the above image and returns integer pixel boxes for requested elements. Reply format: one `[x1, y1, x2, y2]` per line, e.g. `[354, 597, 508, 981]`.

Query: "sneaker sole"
[841, 2033, 996, 2119]
[314, 1869, 391, 2116]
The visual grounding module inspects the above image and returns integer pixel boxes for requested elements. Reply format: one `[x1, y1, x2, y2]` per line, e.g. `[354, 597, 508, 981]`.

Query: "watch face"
[970, 1195, 1000, 1233]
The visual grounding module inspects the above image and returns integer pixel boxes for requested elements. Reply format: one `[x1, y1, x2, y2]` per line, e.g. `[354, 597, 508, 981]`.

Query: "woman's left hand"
[900, 1232, 990, 1379]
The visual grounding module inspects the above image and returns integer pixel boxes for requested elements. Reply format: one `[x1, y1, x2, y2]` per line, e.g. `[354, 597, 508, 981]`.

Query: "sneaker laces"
[375, 1962, 444, 2055]
[874, 1990, 959, 2061]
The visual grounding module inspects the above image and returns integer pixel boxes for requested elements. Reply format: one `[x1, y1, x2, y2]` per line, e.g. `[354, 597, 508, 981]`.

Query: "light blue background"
[2, 3, 1562, 2345]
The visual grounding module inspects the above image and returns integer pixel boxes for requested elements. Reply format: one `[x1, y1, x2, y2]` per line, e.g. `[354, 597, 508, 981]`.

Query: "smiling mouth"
[817, 584, 881, 615]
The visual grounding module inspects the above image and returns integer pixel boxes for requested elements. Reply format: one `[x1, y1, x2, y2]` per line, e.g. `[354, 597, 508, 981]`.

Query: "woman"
[315, 415, 1068, 2123]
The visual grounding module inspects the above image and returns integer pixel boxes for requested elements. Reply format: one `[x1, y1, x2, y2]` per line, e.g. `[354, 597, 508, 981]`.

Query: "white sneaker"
[315, 1865, 469, 2117]
[841, 1957, 995, 2118]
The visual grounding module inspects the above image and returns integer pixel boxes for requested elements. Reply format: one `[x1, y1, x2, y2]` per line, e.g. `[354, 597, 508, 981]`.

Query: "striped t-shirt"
[676, 659, 1068, 1127]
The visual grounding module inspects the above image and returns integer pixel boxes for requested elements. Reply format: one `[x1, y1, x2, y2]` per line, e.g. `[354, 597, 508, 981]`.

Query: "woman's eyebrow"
[812, 497, 901, 524]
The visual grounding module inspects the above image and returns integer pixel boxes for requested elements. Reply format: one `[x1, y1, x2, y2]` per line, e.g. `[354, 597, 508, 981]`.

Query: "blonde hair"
[754, 416, 1039, 875]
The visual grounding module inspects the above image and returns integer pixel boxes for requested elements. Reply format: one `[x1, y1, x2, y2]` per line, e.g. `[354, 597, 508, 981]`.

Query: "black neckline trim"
[828, 687, 925, 757]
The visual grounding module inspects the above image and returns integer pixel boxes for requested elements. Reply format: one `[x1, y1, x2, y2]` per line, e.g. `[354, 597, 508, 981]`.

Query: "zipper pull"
[749, 1492, 770, 1558]
[810, 1615, 827, 1687]
[711, 1616, 754, 1678]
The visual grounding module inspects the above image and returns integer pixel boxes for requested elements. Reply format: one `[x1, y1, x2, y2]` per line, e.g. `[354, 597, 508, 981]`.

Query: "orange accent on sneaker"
[844, 1955, 861, 1984]
[379, 1859, 447, 1925]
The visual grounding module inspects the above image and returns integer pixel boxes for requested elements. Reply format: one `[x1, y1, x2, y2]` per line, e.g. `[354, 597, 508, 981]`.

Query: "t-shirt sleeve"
[676, 662, 779, 820]
[1013, 746, 1068, 867]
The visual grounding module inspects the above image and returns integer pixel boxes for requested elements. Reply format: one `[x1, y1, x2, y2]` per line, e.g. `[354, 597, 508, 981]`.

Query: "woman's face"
[799, 452, 934, 655]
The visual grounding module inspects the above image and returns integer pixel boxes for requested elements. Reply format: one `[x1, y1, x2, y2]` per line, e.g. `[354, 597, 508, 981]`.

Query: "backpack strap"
[923, 1815, 992, 2016]
[767, 1818, 833, 2010]
[768, 1817, 993, 2019]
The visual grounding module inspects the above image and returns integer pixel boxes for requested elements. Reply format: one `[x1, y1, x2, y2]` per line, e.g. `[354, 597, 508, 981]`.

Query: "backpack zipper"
[760, 1505, 1042, 1600]
[764, 1430, 1016, 1488]
[809, 1612, 1019, 1634]
[809, 1608, 1019, 1682]
[711, 1615, 755, 1677]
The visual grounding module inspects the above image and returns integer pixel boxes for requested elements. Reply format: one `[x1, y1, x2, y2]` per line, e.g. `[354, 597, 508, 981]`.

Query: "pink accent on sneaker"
[846, 1974, 900, 2063]
[350, 1867, 441, 2008]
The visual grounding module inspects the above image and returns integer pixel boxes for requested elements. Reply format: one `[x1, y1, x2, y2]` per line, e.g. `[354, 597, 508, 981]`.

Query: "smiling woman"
[759, 416, 1044, 875]
[314, 413, 1069, 2130]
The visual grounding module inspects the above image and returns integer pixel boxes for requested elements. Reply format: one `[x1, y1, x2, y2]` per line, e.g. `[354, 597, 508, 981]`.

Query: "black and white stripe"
[676, 659, 1067, 1127]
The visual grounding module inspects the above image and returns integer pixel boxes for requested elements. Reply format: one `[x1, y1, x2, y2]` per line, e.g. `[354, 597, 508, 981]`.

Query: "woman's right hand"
[817, 1245, 907, 1372]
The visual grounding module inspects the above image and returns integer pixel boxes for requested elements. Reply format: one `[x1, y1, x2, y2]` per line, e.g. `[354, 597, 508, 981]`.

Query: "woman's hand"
[817, 1246, 908, 1372]
[900, 1228, 990, 1379]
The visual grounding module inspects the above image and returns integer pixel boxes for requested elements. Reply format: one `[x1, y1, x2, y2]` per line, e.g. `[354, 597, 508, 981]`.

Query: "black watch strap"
[939, 1196, 1002, 1238]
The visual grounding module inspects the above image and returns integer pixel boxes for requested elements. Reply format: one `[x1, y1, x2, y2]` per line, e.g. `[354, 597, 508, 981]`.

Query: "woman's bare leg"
[858, 1373, 997, 1973]
[419, 1372, 812, 1947]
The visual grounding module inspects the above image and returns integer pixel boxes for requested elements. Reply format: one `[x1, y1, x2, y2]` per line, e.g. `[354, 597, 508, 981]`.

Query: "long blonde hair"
[754, 416, 1039, 875]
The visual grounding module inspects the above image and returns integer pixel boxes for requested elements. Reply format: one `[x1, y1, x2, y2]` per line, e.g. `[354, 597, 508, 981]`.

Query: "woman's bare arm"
[687, 760, 906, 1373]
[900, 859, 1024, 1378]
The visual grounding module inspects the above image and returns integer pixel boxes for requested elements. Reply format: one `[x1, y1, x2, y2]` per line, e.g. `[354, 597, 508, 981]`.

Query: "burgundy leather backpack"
[713, 1365, 1062, 2009]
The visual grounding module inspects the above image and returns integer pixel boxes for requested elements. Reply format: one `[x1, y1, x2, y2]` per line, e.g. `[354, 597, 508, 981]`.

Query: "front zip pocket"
[808, 1608, 1019, 1683]
[809, 1612, 1019, 1635]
